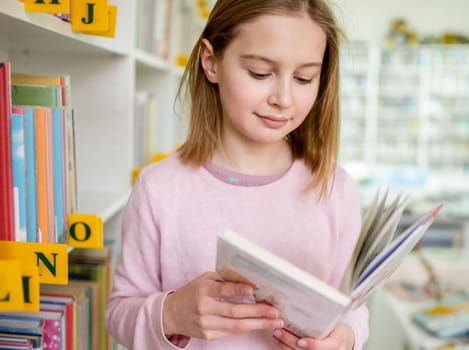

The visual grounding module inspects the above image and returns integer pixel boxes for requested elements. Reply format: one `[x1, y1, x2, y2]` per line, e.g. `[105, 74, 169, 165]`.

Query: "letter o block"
[68, 214, 103, 249]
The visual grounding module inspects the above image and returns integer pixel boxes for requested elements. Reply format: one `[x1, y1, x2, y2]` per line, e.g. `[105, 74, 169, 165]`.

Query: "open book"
[216, 191, 443, 339]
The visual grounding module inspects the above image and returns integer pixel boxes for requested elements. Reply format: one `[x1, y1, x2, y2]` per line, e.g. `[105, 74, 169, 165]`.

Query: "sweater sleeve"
[341, 305, 369, 350]
[105, 172, 191, 350]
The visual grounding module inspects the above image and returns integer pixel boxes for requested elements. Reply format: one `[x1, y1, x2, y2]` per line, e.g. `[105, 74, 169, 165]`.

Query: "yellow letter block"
[0, 241, 68, 285]
[71, 0, 109, 32]
[0, 260, 24, 311]
[82, 5, 118, 38]
[68, 214, 103, 249]
[23, 0, 70, 14]
[21, 265, 40, 312]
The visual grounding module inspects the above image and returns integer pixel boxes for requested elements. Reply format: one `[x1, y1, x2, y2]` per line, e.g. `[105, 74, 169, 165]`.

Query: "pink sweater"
[105, 154, 369, 349]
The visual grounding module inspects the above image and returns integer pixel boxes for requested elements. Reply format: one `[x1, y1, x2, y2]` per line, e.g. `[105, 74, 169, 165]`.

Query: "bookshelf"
[0, 0, 194, 232]
[0, 0, 202, 348]
[339, 43, 469, 190]
[0, 0, 203, 350]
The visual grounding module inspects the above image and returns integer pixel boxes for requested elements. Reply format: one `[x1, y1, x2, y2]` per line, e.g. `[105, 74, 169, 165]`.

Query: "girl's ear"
[200, 38, 218, 83]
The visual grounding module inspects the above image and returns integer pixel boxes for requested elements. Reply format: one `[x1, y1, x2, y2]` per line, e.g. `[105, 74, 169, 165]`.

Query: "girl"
[105, 0, 369, 349]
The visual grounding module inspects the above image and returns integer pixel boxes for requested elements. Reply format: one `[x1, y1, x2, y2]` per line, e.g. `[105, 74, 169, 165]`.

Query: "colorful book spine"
[10, 108, 27, 242]
[34, 107, 55, 243]
[52, 107, 65, 243]
[65, 109, 78, 215]
[40, 296, 74, 350]
[61, 108, 69, 243]
[11, 84, 62, 107]
[0, 62, 14, 241]
[23, 107, 38, 242]
[46, 108, 56, 244]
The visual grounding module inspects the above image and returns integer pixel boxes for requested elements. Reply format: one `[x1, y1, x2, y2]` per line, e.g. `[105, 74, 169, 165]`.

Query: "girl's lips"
[255, 113, 290, 129]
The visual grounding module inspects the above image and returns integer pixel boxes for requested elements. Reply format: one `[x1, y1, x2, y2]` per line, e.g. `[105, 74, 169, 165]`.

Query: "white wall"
[332, 0, 469, 43]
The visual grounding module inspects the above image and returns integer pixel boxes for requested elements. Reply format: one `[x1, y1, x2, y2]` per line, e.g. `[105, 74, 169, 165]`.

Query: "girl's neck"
[211, 139, 293, 176]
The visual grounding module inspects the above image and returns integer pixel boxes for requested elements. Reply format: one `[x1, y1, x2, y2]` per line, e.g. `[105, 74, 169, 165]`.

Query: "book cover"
[12, 74, 62, 87]
[10, 109, 27, 242]
[0, 62, 15, 241]
[23, 107, 38, 242]
[45, 107, 55, 244]
[0, 332, 42, 349]
[0, 315, 43, 336]
[152, 0, 172, 59]
[68, 279, 100, 350]
[34, 107, 55, 243]
[413, 293, 469, 338]
[52, 107, 66, 243]
[0, 332, 43, 350]
[65, 109, 78, 215]
[40, 296, 74, 350]
[68, 263, 107, 350]
[216, 197, 442, 339]
[0, 309, 64, 350]
[136, 0, 155, 52]
[0, 337, 32, 350]
[11, 84, 62, 108]
[41, 283, 90, 350]
[134, 91, 159, 167]
[20, 75, 74, 231]
[69, 247, 111, 350]
[11, 73, 72, 110]
[38, 301, 68, 349]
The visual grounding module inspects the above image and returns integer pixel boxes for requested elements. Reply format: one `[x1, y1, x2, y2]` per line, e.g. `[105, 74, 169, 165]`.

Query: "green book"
[12, 84, 62, 107]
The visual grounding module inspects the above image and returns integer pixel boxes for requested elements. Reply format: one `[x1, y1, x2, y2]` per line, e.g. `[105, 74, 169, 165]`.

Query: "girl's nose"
[267, 78, 293, 109]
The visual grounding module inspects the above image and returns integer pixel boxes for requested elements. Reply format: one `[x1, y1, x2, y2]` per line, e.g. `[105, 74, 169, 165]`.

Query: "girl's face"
[201, 13, 327, 148]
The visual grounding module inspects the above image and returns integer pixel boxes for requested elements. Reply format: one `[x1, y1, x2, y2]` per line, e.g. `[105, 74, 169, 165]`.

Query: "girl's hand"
[163, 272, 284, 340]
[273, 323, 355, 350]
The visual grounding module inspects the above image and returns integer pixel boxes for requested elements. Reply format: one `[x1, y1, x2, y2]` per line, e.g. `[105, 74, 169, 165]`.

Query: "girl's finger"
[200, 313, 284, 334]
[210, 298, 281, 319]
[273, 328, 303, 349]
[209, 279, 255, 298]
[272, 334, 295, 349]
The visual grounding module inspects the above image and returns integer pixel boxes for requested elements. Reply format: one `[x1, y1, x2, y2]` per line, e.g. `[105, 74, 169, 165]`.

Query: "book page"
[339, 189, 381, 293]
[349, 204, 442, 309]
[352, 194, 408, 284]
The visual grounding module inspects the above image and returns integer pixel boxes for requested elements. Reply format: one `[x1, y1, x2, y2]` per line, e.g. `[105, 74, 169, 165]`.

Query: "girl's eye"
[295, 77, 313, 84]
[249, 71, 270, 80]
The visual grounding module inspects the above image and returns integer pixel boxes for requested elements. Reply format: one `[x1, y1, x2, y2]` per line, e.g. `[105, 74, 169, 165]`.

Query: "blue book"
[413, 293, 469, 338]
[10, 111, 27, 241]
[0, 314, 43, 336]
[52, 108, 65, 243]
[23, 108, 38, 242]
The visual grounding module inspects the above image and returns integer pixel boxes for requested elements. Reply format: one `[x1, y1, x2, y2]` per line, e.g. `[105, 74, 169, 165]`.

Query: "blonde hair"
[177, 0, 344, 199]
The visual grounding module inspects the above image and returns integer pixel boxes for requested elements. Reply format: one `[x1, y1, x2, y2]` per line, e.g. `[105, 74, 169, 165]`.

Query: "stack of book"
[0, 62, 78, 245]
[0, 245, 113, 350]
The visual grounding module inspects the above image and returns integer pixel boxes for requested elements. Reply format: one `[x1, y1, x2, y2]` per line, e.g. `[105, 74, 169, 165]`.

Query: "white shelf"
[78, 191, 131, 223]
[0, 0, 130, 56]
[1, 0, 190, 230]
[340, 43, 469, 179]
[134, 49, 170, 72]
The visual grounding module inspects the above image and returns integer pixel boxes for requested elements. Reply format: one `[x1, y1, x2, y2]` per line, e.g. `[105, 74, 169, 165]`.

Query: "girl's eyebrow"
[240, 54, 322, 68]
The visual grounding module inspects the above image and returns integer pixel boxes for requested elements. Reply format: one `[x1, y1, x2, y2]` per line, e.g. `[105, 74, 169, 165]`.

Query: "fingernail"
[297, 339, 308, 348]
[273, 320, 284, 328]
[273, 329, 282, 338]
